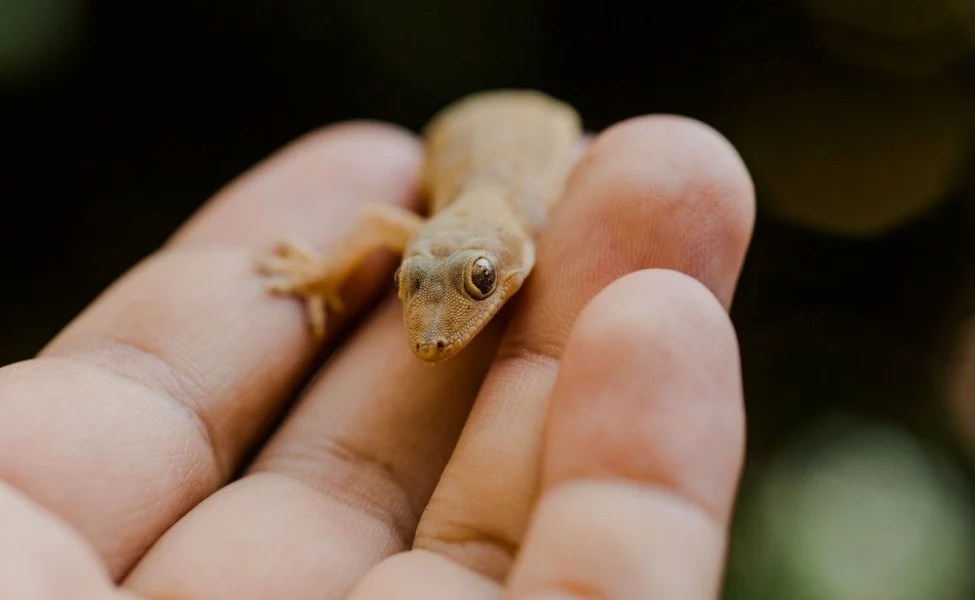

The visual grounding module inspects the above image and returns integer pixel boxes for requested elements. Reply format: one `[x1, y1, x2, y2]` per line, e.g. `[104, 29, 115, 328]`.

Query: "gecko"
[256, 89, 582, 363]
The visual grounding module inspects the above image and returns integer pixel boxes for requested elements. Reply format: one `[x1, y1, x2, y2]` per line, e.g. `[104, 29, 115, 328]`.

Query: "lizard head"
[394, 247, 527, 363]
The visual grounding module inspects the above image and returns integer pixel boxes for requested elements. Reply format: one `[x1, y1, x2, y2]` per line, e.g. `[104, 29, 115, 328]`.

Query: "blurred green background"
[2, 0, 975, 597]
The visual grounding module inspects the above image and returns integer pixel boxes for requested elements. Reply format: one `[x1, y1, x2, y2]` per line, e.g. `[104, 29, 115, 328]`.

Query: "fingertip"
[545, 268, 745, 523]
[571, 268, 739, 368]
[565, 115, 756, 308]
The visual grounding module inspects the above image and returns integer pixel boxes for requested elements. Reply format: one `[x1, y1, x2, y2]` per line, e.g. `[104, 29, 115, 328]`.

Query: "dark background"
[4, 0, 975, 596]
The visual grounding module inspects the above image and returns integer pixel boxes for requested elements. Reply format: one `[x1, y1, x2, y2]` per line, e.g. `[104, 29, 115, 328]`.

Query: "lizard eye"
[464, 256, 497, 300]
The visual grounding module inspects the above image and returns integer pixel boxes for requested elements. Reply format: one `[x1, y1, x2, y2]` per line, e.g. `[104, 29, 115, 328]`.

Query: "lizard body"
[257, 89, 582, 362]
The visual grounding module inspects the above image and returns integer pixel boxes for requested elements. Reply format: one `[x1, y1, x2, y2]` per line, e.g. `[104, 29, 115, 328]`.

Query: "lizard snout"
[413, 338, 450, 362]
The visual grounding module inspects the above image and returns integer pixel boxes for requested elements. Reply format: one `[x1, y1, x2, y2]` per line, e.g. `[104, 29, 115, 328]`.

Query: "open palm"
[0, 114, 753, 599]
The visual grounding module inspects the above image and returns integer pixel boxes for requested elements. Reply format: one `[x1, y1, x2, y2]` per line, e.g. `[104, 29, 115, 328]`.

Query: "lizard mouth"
[412, 338, 456, 362]
[409, 321, 479, 363]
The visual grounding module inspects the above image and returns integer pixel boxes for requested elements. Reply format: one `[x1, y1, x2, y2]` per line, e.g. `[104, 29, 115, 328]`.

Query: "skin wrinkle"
[55, 337, 226, 480]
[252, 434, 418, 548]
[510, 480, 725, 599]
[0, 358, 220, 576]
[42, 249, 243, 480]
[43, 244, 348, 483]
[414, 357, 557, 580]
[4, 358, 220, 499]
[413, 528, 518, 582]
[420, 522, 520, 560]
[265, 468, 412, 553]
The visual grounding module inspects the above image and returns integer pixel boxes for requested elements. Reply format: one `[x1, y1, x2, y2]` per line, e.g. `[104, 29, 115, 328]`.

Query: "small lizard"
[256, 89, 582, 363]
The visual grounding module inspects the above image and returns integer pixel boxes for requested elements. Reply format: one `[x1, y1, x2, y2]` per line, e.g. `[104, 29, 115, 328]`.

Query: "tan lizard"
[256, 89, 582, 363]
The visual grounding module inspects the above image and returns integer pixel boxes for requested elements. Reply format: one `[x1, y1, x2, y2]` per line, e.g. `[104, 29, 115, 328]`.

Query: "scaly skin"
[257, 89, 582, 362]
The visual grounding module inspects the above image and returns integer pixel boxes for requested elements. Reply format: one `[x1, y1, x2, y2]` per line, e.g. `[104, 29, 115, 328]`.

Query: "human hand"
[0, 114, 754, 599]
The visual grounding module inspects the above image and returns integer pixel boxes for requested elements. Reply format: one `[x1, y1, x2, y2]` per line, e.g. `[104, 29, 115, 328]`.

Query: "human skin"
[0, 113, 754, 599]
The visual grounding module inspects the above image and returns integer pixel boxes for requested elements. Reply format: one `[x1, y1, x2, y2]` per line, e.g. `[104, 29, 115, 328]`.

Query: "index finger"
[0, 122, 421, 578]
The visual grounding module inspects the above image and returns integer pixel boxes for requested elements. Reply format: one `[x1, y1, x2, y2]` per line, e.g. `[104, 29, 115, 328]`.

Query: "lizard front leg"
[256, 203, 423, 337]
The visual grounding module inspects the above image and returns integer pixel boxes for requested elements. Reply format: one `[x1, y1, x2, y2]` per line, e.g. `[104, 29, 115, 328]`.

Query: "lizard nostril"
[413, 340, 445, 361]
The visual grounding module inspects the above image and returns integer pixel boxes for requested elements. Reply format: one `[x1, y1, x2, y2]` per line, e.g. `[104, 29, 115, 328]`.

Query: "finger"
[414, 115, 755, 578]
[506, 269, 745, 598]
[0, 480, 137, 600]
[0, 122, 422, 578]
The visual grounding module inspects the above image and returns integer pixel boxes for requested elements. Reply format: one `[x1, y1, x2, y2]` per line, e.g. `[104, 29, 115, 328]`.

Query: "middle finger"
[413, 114, 756, 580]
